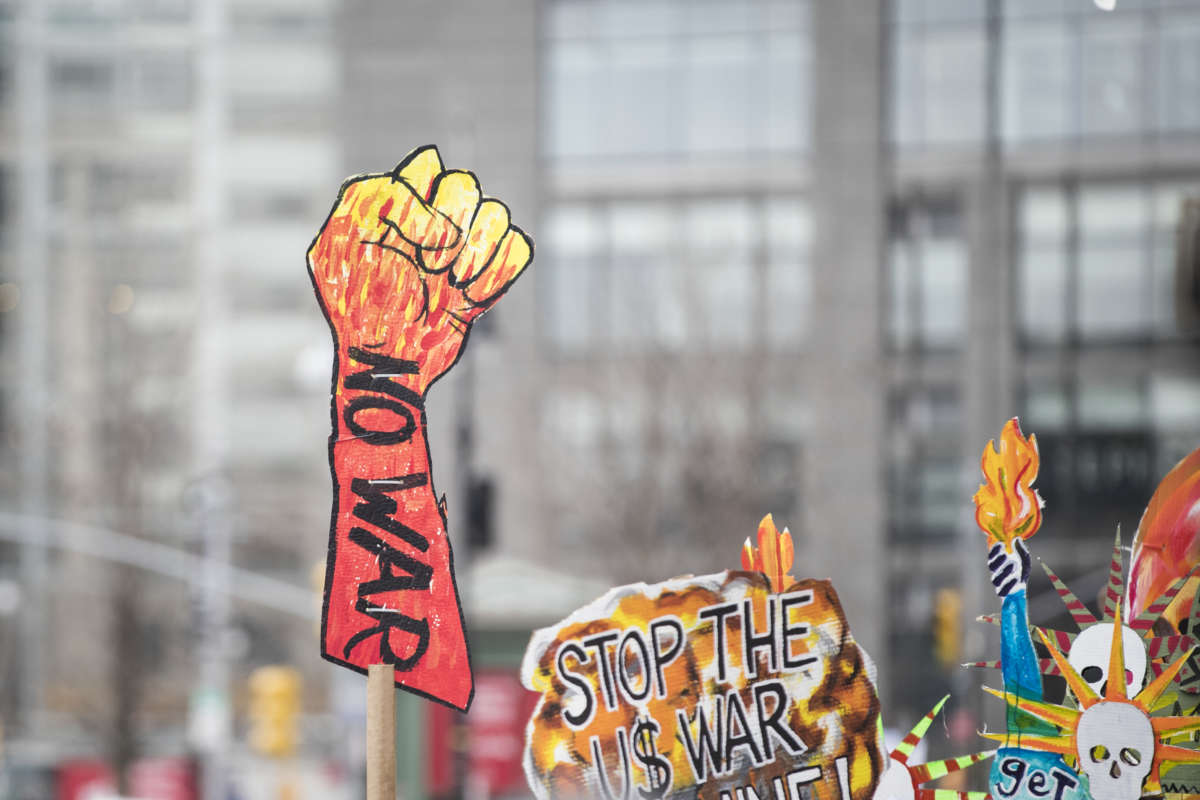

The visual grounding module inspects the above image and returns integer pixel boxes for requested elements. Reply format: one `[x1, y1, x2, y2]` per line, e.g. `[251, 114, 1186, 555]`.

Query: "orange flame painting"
[973, 418, 1044, 549]
[740, 513, 795, 593]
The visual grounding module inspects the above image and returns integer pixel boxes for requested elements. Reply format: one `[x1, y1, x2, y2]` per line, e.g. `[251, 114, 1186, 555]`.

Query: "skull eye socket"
[1081, 666, 1104, 684]
[1090, 745, 1110, 762]
[1120, 748, 1142, 767]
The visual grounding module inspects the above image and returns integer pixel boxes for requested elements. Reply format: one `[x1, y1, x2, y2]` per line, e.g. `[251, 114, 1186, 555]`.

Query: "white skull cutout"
[1075, 702, 1154, 800]
[1068, 624, 1147, 697]
[872, 757, 914, 800]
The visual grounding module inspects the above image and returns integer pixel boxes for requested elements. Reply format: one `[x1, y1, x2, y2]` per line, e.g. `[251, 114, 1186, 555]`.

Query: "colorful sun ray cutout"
[878, 696, 993, 800]
[967, 532, 1200, 705]
[982, 603, 1200, 795]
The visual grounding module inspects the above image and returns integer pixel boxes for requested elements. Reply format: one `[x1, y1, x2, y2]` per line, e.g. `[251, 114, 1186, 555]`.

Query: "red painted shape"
[467, 671, 540, 795]
[1129, 445, 1200, 622]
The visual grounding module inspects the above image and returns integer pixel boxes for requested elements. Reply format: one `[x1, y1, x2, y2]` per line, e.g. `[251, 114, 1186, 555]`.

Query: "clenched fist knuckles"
[309, 146, 532, 710]
[308, 144, 533, 396]
[988, 538, 1031, 599]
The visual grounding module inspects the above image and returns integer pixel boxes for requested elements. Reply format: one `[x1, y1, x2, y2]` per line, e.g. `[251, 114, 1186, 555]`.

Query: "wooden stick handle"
[366, 664, 396, 800]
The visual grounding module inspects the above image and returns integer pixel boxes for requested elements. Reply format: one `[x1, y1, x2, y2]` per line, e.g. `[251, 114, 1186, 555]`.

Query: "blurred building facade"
[1, 0, 1200, 795]
[0, 0, 346, 791]
[529, 0, 1200, 731]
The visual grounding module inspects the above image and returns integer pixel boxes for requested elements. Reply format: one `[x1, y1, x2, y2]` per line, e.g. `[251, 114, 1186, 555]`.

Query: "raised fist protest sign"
[308, 145, 532, 711]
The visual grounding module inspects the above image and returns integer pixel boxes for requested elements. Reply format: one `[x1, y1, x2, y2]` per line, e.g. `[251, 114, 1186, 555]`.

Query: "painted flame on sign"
[741, 514, 795, 593]
[973, 418, 1044, 549]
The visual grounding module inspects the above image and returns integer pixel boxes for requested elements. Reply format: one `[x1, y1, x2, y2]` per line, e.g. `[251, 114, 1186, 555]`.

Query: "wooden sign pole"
[366, 664, 396, 800]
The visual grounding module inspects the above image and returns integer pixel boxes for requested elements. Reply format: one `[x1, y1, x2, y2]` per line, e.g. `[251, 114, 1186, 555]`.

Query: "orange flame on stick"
[973, 418, 1044, 549]
[741, 513, 795, 593]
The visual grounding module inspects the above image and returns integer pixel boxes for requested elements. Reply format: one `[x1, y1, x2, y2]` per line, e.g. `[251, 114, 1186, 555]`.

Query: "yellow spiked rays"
[983, 602, 1200, 790]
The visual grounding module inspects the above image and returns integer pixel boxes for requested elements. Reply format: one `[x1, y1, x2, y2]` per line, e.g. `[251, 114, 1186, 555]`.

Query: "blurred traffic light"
[467, 476, 494, 551]
[933, 588, 962, 669]
[248, 666, 301, 758]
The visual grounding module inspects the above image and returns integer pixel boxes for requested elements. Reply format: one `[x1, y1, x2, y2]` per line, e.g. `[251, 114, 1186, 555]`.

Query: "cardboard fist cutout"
[308, 145, 532, 710]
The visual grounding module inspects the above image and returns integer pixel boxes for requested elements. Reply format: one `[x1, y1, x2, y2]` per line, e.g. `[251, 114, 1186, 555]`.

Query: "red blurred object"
[1128, 445, 1200, 626]
[468, 671, 540, 796]
[57, 760, 112, 800]
[428, 696, 455, 795]
[427, 669, 539, 798]
[57, 757, 196, 800]
[129, 758, 196, 800]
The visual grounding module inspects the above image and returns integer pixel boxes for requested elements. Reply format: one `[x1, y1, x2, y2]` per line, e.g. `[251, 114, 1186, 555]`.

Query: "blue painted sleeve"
[1000, 588, 1042, 702]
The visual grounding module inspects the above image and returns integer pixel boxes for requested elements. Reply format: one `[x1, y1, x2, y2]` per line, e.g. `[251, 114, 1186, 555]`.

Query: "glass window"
[132, 0, 189, 22]
[612, 203, 674, 350]
[893, 0, 924, 25]
[922, 26, 986, 143]
[915, 458, 961, 531]
[604, 0, 681, 37]
[1019, 245, 1069, 342]
[545, 0, 811, 161]
[1018, 179, 1200, 343]
[887, 385, 962, 542]
[48, 0, 119, 26]
[1157, 16, 1200, 134]
[546, 42, 605, 161]
[546, 0, 596, 38]
[1078, 379, 1146, 430]
[923, 0, 986, 23]
[1077, 184, 1148, 336]
[763, 33, 808, 153]
[50, 57, 116, 109]
[1151, 375, 1200, 433]
[609, 41, 676, 158]
[888, 200, 966, 349]
[543, 205, 603, 350]
[888, 9, 985, 147]
[1003, 21, 1075, 141]
[766, 199, 811, 348]
[685, 200, 753, 348]
[542, 195, 807, 354]
[133, 53, 193, 112]
[228, 6, 330, 40]
[1079, 183, 1147, 236]
[1021, 186, 1070, 240]
[684, 37, 753, 155]
[890, 33, 924, 148]
[1025, 383, 1070, 431]
[1004, 0, 1069, 17]
[1077, 243, 1146, 335]
[1000, 1, 1200, 145]
[684, 0, 756, 35]
[1080, 17, 1145, 137]
[920, 240, 967, 345]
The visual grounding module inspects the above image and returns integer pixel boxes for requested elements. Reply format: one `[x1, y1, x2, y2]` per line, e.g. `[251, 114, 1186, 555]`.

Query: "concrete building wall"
[806, 0, 888, 689]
